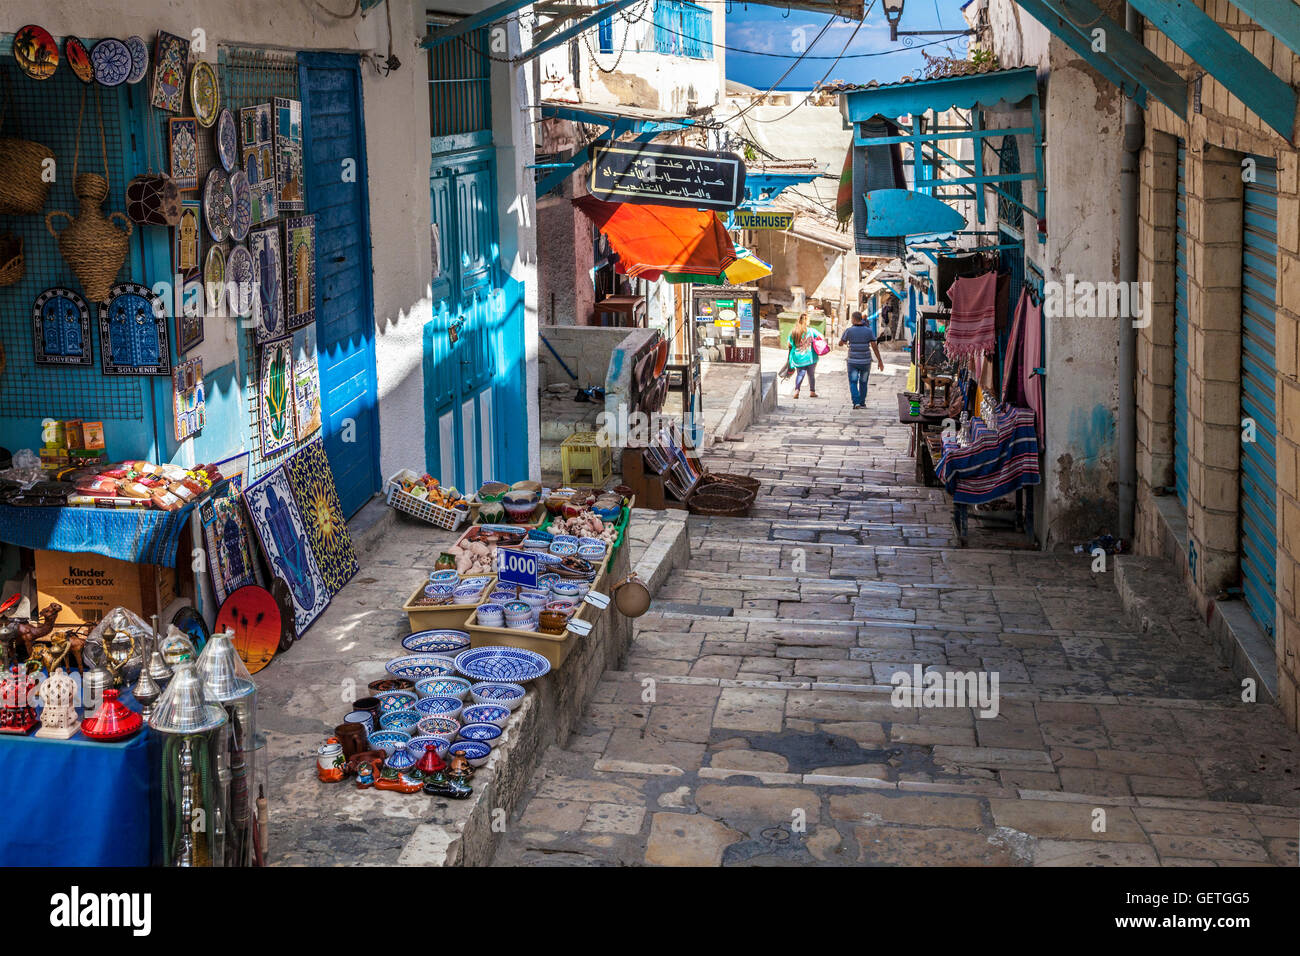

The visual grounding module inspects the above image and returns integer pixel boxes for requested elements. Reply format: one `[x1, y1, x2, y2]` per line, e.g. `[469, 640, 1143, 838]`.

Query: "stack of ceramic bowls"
[488, 588, 516, 604]
[429, 569, 459, 586]
[476, 603, 505, 627]
[550, 580, 582, 603]
[545, 600, 577, 619]
[516, 589, 549, 619]
[503, 601, 534, 630]
[461, 575, 492, 591]
[424, 582, 455, 601]
[453, 583, 484, 605]
[538, 573, 561, 591]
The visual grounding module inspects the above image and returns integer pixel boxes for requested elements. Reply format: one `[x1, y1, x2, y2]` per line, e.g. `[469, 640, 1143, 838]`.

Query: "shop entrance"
[299, 52, 382, 517]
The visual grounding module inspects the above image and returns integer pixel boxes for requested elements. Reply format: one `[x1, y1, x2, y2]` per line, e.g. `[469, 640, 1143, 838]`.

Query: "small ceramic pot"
[538, 610, 568, 634]
[352, 696, 382, 726]
[343, 710, 375, 736]
[335, 722, 369, 759]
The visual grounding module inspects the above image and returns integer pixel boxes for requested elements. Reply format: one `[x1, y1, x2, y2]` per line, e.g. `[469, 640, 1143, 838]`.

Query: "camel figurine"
[16, 604, 62, 663]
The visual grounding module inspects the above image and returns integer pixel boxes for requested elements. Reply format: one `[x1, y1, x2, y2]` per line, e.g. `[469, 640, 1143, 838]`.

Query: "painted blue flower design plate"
[457, 722, 504, 746]
[402, 629, 472, 655]
[454, 646, 551, 683]
[470, 682, 527, 709]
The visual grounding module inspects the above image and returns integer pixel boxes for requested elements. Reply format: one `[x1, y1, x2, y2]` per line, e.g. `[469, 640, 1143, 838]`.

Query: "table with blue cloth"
[935, 404, 1041, 545]
[0, 688, 161, 866]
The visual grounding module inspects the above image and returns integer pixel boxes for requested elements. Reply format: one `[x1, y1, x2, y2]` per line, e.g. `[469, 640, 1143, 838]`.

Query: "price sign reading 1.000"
[497, 548, 539, 589]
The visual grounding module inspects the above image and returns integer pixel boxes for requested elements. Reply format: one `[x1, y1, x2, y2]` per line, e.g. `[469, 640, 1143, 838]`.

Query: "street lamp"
[881, 0, 974, 43]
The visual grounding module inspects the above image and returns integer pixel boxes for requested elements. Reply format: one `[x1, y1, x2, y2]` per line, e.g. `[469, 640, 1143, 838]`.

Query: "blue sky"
[724, 0, 973, 90]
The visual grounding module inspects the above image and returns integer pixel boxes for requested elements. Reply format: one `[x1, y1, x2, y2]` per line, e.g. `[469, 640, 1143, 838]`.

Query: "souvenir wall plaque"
[226, 244, 254, 320]
[64, 37, 93, 83]
[151, 31, 189, 112]
[284, 214, 315, 329]
[177, 272, 204, 353]
[172, 356, 205, 441]
[190, 61, 219, 127]
[258, 337, 296, 456]
[216, 108, 237, 172]
[214, 584, 281, 673]
[273, 97, 304, 212]
[99, 282, 171, 375]
[292, 323, 321, 439]
[169, 118, 199, 191]
[203, 167, 233, 242]
[32, 288, 92, 366]
[175, 200, 201, 272]
[240, 104, 277, 224]
[285, 439, 357, 595]
[125, 35, 148, 84]
[242, 468, 330, 636]
[203, 244, 225, 315]
[91, 39, 131, 87]
[14, 25, 58, 80]
[249, 224, 285, 342]
[199, 476, 262, 607]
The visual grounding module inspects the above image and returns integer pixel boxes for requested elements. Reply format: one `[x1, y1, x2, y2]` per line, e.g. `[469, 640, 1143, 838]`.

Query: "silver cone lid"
[148, 661, 228, 734]
[196, 629, 256, 703]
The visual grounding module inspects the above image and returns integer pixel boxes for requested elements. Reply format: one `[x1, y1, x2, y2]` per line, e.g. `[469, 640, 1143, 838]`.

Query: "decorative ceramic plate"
[227, 169, 251, 241]
[455, 646, 551, 683]
[378, 709, 422, 733]
[375, 690, 417, 714]
[414, 676, 472, 700]
[215, 584, 280, 675]
[90, 38, 131, 86]
[365, 730, 410, 756]
[203, 167, 233, 242]
[190, 60, 220, 127]
[386, 654, 458, 679]
[225, 243, 253, 317]
[415, 716, 460, 741]
[14, 25, 58, 80]
[457, 722, 503, 745]
[203, 244, 225, 312]
[402, 629, 472, 655]
[447, 740, 491, 766]
[215, 108, 238, 171]
[64, 37, 93, 83]
[461, 704, 510, 728]
[125, 35, 148, 84]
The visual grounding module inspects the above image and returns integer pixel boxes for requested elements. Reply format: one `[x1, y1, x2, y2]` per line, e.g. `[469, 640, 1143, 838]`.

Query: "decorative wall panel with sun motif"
[284, 438, 358, 595]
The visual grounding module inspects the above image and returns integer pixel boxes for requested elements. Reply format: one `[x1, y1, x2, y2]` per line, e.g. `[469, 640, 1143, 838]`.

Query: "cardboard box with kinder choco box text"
[35, 550, 178, 625]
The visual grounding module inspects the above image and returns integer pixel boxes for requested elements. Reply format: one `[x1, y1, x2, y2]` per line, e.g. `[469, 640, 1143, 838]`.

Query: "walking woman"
[839, 310, 885, 409]
[786, 312, 824, 398]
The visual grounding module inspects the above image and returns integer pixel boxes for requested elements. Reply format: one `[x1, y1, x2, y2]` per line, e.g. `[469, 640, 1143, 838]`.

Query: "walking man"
[839, 311, 885, 409]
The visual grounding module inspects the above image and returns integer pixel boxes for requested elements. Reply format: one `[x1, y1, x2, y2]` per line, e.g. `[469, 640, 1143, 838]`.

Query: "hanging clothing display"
[944, 271, 998, 359]
[936, 403, 1042, 504]
[1002, 289, 1045, 441]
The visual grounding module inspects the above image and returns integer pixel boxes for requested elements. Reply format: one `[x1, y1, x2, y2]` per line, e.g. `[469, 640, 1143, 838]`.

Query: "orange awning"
[574, 196, 737, 280]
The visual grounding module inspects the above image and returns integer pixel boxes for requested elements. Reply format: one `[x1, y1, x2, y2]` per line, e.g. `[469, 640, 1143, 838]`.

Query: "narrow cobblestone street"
[494, 351, 1300, 866]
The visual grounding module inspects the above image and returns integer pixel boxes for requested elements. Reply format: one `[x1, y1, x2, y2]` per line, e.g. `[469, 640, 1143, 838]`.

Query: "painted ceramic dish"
[448, 739, 491, 768]
[414, 676, 472, 700]
[225, 244, 254, 318]
[378, 708, 422, 733]
[203, 167, 233, 242]
[203, 244, 225, 312]
[412, 696, 463, 720]
[190, 60, 220, 126]
[461, 704, 510, 729]
[90, 38, 131, 87]
[402, 629, 472, 655]
[457, 722, 504, 747]
[64, 37, 93, 83]
[228, 168, 251, 241]
[548, 541, 579, 557]
[384, 747, 418, 771]
[124, 35, 148, 84]
[216, 108, 238, 171]
[386, 654, 457, 679]
[375, 689, 417, 715]
[470, 682, 526, 710]
[459, 575, 492, 590]
[365, 730, 410, 756]
[215, 584, 280, 675]
[429, 569, 459, 585]
[14, 25, 59, 80]
[406, 736, 450, 759]
[454, 646, 551, 683]
[415, 716, 460, 743]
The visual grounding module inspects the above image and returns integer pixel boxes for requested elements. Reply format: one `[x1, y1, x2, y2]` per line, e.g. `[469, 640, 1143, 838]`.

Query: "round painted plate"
[64, 37, 93, 83]
[454, 646, 551, 683]
[190, 60, 220, 127]
[125, 35, 148, 84]
[215, 584, 280, 675]
[171, 605, 210, 655]
[90, 38, 131, 87]
[203, 244, 225, 313]
[215, 108, 238, 172]
[225, 244, 253, 318]
[271, 578, 297, 651]
[386, 654, 458, 679]
[14, 25, 59, 80]
[402, 629, 472, 655]
[228, 168, 251, 242]
[203, 167, 233, 242]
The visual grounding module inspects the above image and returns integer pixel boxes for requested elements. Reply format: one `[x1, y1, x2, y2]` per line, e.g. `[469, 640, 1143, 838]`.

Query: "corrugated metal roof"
[819, 60, 1018, 94]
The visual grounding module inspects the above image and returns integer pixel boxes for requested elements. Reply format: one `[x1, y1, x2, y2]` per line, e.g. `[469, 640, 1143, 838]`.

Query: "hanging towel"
[1003, 289, 1045, 442]
[944, 271, 998, 359]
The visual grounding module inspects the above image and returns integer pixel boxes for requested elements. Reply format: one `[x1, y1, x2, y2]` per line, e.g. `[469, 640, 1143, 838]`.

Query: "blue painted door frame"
[299, 52, 382, 516]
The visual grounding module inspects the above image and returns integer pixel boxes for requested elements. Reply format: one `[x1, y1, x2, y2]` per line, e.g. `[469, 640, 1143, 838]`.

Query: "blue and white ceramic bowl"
[379, 708, 422, 733]
[460, 575, 492, 591]
[386, 654, 458, 679]
[457, 722, 504, 748]
[548, 541, 578, 557]
[487, 590, 516, 603]
[476, 603, 506, 627]
[538, 573, 561, 589]
[550, 581, 581, 601]
[551, 535, 579, 546]
[413, 695, 463, 720]
[423, 583, 455, 600]
[429, 569, 460, 585]
[415, 716, 461, 742]
[385, 747, 418, 771]
[415, 676, 472, 700]
[455, 646, 551, 683]
[461, 703, 510, 729]
[366, 730, 410, 756]
[406, 736, 451, 760]
[448, 739, 492, 768]
[577, 545, 605, 561]
[577, 536, 605, 550]
[453, 584, 486, 605]
[402, 629, 472, 655]
[376, 689, 418, 715]
[470, 682, 527, 710]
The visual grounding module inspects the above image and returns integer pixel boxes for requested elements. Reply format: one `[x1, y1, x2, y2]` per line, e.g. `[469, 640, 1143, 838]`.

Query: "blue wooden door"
[1240, 156, 1278, 640]
[1173, 142, 1190, 506]
[299, 52, 381, 516]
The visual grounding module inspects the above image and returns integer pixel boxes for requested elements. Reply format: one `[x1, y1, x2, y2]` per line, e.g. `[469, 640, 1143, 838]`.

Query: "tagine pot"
[81, 688, 144, 741]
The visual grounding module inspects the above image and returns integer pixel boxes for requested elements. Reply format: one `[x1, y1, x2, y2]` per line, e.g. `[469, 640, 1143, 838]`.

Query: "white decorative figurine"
[35, 667, 80, 739]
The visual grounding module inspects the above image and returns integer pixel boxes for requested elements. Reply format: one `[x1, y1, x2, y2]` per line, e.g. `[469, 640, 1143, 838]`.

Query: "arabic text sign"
[590, 142, 747, 211]
[729, 209, 794, 230]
